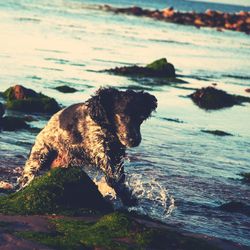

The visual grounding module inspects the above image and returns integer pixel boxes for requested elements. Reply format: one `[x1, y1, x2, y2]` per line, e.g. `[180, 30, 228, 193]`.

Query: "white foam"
[127, 173, 175, 219]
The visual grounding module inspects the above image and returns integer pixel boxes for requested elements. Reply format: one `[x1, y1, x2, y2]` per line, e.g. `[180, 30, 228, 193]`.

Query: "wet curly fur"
[18, 87, 157, 205]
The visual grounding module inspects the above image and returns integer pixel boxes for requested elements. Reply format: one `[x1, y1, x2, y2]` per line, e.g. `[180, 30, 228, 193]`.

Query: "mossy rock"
[16, 212, 221, 250]
[54, 85, 78, 93]
[189, 87, 250, 110]
[106, 58, 176, 78]
[0, 116, 30, 131]
[0, 167, 113, 215]
[2, 85, 61, 114]
[3, 85, 38, 100]
[146, 58, 175, 77]
[5, 97, 60, 114]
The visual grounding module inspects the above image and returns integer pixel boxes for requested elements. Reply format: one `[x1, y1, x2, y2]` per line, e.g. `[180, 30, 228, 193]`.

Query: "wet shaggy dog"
[18, 88, 157, 205]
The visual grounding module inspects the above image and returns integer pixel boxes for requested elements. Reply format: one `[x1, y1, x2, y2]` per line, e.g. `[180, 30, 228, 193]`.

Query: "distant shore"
[100, 5, 250, 34]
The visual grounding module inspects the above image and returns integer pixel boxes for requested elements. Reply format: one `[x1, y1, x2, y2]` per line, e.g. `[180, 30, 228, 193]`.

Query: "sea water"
[0, 0, 250, 246]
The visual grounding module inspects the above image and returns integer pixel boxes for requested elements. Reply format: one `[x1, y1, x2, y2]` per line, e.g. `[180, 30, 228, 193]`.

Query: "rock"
[102, 5, 250, 35]
[146, 58, 175, 77]
[54, 85, 78, 93]
[106, 58, 176, 78]
[0, 102, 5, 118]
[162, 7, 175, 18]
[0, 167, 113, 215]
[14, 211, 226, 250]
[2, 85, 61, 114]
[189, 87, 243, 110]
[201, 130, 233, 136]
[245, 88, 250, 93]
[129, 6, 144, 16]
[0, 181, 13, 190]
[239, 172, 250, 183]
[3, 85, 38, 100]
[0, 116, 30, 131]
[23, 115, 38, 122]
[219, 201, 250, 216]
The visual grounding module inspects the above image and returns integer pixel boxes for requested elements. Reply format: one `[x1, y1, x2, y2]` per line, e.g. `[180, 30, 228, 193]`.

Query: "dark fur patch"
[59, 103, 83, 143]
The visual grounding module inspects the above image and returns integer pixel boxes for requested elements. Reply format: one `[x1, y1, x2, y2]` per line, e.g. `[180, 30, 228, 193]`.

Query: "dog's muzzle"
[119, 129, 141, 148]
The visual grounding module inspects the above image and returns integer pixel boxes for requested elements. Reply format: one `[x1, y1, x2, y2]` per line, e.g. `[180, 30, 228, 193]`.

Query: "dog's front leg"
[104, 161, 137, 206]
[18, 143, 57, 190]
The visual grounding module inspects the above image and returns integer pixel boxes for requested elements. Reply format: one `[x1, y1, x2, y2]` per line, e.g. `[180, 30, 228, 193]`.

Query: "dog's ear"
[143, 92, 158, 116]
[87, 88, 119, 128]
[132, 91, 157, 119]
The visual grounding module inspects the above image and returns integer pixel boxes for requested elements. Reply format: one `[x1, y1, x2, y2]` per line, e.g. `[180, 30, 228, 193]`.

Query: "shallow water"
[0, 0, 250, 246]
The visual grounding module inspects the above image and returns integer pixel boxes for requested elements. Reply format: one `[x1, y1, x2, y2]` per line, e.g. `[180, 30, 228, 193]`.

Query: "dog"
[18, 87, 157, 205]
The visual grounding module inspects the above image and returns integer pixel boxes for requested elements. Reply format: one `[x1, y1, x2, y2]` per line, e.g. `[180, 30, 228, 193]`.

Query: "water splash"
[127, 173, 175, 219]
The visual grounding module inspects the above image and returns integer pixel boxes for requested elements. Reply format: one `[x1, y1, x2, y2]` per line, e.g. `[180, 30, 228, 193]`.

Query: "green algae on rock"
[16, 212, 221, 250]
[2, 85, 61, 114]
[0, 167, 113, 215]
[146, 58, 175, 77]
[54, 85, 78, 93]
[106, 58, 176, 78]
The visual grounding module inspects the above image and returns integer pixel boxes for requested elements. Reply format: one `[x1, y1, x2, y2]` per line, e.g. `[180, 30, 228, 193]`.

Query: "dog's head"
[87, 87, 157, 148]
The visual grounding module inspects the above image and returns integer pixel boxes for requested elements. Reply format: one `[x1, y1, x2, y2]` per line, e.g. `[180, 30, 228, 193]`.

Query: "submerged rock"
[240, 172, 250, 183]
[219, 201, 250, 216]
[0, 104, 30, 131]
[189, 87, 250, 110]
[201, 130, 233, 136]
[2, 85, 61, 114]
[54, 85, 78, 93]
[106, 58, 176, 78]
[0, 116, 30, 131]
[0, 167, 113, 215]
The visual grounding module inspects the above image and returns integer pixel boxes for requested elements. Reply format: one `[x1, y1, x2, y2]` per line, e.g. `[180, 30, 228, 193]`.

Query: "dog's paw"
[116, 185, 138, 207]
[17, 174, 34, 190]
